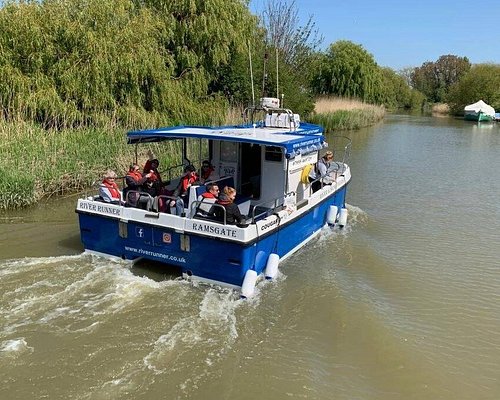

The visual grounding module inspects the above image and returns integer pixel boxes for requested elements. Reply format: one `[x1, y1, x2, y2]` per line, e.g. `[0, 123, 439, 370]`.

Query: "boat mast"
[261, 51, 268, 99]
[248, 41, 255, 109]
[276, 47, 279, 107]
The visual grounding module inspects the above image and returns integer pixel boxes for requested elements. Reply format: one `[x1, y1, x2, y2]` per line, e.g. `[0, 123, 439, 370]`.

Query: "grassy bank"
[0, 122, 118, 208]
[309, 97, 385, 131]
[0, 121, 180, 209]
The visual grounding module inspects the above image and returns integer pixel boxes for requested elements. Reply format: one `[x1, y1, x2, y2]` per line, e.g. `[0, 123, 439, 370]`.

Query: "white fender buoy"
[241, 269, 258, 299]
[338, 207, 348, 228]
[265, 253, 280, 280]
[326, 205, 338, 226]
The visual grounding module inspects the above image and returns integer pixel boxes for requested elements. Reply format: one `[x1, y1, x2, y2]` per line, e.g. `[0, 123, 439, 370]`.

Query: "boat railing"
[242, 105, 297, 131]
[125, 190, 155, 210]
[250, 191, 296, 222]
[330, 135, 352, 165]
[306, 167, 346, 196]
[304, 136, 351, 196]
[155, 194, 185, 215]
[123, 191, 183, 214]
[190, 200, 227, 225]
[306, 176, 329, 196]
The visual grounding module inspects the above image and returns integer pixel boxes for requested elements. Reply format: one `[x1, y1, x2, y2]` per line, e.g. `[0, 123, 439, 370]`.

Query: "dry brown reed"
[432, 103, 450, 115]
[309, 96, 385, 132]
[314, 96, 384, 113]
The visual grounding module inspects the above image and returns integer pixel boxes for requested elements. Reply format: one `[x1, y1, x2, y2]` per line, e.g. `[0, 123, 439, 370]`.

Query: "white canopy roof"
[464, 100, 495, 117]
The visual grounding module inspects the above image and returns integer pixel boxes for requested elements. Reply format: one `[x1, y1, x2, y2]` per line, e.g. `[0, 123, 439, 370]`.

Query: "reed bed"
[310, 96, 385, 131]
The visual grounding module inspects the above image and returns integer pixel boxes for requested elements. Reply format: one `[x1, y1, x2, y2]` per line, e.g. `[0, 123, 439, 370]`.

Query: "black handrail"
[190, 200, 227, 225]
[250, 191, 296, 222]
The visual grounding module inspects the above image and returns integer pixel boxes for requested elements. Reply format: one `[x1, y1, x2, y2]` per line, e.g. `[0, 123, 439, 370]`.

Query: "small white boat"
[464, 100, 495, 122]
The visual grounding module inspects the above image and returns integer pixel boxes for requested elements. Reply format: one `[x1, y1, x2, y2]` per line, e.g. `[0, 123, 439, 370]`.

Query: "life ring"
[301, 164, 313, 184]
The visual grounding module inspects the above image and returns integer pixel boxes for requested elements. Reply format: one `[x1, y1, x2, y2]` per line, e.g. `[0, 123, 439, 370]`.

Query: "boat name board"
[78, 200, 122, 216]
[256, 215, 281, 233]
[187, 221, 238, 238]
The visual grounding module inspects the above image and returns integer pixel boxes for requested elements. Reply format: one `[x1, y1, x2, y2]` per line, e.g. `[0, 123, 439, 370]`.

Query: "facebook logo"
[135, 227, 144, 238]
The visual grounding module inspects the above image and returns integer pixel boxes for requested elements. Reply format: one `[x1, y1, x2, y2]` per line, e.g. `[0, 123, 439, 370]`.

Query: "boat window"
[265, 146, 283, 162]
[220, 142, 238, 162]
[185, 138, 210, 168]
[240, 143, 261, 199]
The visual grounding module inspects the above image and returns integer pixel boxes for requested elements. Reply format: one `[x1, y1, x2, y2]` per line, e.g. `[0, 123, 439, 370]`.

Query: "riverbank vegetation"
[446, 64, 500, 115]
[0, 120, 190, 209]
[310, 97, 385, 131]
[0, 0, 498, 209]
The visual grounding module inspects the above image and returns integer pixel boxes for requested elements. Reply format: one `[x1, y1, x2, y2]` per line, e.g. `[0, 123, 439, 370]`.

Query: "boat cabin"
[125, 107, 331, 221]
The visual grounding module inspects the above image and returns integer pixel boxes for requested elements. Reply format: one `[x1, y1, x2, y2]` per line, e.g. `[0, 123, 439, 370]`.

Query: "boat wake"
[83, 286, 248, 399]
[0, 253, 251, 398]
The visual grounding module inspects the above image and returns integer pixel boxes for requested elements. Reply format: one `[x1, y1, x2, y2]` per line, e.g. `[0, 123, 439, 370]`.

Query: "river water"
[1, 115, 499, 400]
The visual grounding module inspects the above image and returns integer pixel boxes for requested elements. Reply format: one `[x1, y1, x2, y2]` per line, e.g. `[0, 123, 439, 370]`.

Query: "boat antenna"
[248, 41, 255, 108]
[276, 47, 279, 106]
[261, 50, 269, 99]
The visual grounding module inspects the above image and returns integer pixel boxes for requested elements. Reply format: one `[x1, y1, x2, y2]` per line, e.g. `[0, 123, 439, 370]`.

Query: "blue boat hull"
[78, 186, 347, 287]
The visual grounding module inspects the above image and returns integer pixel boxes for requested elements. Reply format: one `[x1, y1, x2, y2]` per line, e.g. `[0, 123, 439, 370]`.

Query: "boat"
[75, 97, 351, 297]
[464, 100, 495, 122]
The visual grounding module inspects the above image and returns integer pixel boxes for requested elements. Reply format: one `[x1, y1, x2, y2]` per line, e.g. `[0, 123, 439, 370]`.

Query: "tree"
[398, 67, 416, 88]
[310, 40, 381, 103]
[213, 0, 322, 115]
[260, 0, 322, 74]
[378, 67, 424, 110]
[0, 0, 259, 127]
[411, 55, 470, 102]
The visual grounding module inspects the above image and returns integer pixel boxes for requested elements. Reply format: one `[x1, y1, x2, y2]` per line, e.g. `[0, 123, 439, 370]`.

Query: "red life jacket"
[126, 170, 143, 183]
[102, 180, 121, 200]
[178, 172, 198, 194]
[201, 191, 216, 199]
[143, 160, 161, 182]
[201, 166, 214, 181]
[150, 170, 161, 182]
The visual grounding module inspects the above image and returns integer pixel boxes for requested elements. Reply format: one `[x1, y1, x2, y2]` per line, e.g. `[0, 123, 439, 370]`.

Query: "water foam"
[0, 254, 85, 278]
[0, 338, 34, 355]
[143, 287, 242, 374]
[0, 255, 188, 337]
